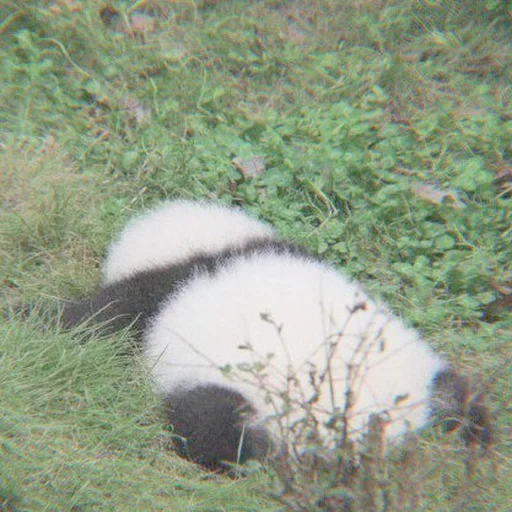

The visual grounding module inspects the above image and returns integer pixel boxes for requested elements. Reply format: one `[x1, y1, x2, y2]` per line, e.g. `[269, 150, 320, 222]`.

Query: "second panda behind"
[61, 200, 492, 469]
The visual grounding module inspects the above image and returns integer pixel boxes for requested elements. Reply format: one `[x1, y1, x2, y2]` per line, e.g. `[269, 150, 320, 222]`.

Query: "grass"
[0, 0, 511, 510]
[0, 317, 272, 511]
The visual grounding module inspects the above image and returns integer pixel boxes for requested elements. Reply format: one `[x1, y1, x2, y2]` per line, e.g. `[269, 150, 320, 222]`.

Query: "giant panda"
[59, 200, 492, 469]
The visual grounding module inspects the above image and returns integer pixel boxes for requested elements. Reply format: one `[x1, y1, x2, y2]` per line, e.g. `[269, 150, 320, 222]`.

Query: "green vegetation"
[1, 0, 510, 510]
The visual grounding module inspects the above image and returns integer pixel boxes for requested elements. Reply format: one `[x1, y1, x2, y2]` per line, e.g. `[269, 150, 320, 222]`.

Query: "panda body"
[103, 199, 275, 285]
[145, 247, 447, 452]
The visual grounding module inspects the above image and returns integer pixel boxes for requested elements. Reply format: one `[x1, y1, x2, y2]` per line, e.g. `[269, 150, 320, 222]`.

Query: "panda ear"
[430, 368, 493, 447]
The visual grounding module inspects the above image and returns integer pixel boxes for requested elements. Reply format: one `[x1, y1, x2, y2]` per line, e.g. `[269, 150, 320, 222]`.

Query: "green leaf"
[435, 234, 456, 250]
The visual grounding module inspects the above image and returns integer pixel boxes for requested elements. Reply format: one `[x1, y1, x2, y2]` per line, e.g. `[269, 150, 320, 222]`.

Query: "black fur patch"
[59, 239, 306, 340]
[430, 368, 492, 447]
[162, 384, 273, 470]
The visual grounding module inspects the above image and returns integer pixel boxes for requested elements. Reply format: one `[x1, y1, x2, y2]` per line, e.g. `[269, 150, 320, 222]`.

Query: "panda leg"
[162, 384, 273, 470]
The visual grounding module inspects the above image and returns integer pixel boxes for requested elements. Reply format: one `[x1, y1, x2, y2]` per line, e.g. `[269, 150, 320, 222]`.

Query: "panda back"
[103, 200, 275, 285]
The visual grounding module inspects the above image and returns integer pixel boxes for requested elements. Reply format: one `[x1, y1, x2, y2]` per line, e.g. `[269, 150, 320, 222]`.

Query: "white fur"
[145, 250, 447, 446]
[103, 200, 275, 285]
